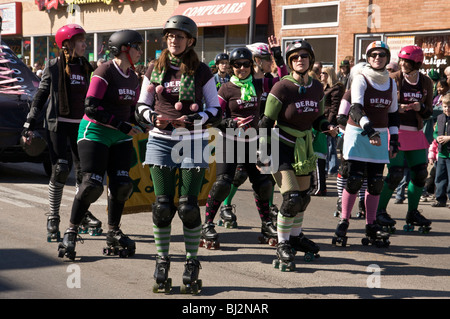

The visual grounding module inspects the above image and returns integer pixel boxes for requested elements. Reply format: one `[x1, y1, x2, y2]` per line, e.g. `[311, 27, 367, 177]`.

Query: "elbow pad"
[336, 114, 348, 127]
[349, 103, 366, 124]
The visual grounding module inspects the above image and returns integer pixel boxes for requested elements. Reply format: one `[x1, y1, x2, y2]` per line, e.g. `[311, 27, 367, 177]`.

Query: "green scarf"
[282, 73, 311, 94]
[150, 53, 195, 101]
[277, 123, 318, 175]
[230, 75, 256, 101]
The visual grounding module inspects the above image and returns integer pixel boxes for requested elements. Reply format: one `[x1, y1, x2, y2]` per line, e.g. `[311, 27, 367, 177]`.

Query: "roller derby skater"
[376, 208, 397, 233]
[153, 256, 172, 294]
[403, 209, 432, 233]
[181, 258, 203, 294]
[58, 227, 81, 261]
[377, 45, 433, 235]
[199, 222, 220, 249]
[103, 228, 136, 257]
[332, 219, 349, 247]
[362, 223, 390, 247]
[290, 232, 320, 262]
[78, 211, 103, 236]
[259, 39, 336, 269]
[46, 213, 61, 242]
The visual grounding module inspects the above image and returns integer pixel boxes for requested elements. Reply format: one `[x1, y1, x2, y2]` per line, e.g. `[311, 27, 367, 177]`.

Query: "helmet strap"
[124, 48, 136, 71]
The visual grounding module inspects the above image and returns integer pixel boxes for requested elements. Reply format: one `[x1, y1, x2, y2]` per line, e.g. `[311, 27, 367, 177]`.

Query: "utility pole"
[248, 0, 256, 44]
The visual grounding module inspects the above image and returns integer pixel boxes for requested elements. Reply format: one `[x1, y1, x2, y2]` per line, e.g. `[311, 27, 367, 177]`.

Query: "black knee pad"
[177, 195, 201, 229]
[152, 195, 176, 228]
[346, 173, 364, 194]
[299, 190, 311, 212]
[232, 165, 248, 187]
[108, 178, 133, 203]
[280, 191, 302, 217]
[338, 160, 349, 178]
[386, 166, 404, 190]
[210, 174, 233, 202]
[410, 163, 428, 187]
[75, 173, 104, 205]
[52, 159, 70, 185]
[253, 176, 273, 201]
[367, 175, 384, 195]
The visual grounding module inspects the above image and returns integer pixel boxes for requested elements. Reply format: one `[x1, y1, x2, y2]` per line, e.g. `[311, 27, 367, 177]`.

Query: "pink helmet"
[55, 24, 86, 49]
[398, 45, 424, 64]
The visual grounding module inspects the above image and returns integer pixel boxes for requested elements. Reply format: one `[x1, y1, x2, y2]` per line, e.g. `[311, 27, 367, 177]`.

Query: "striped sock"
[153, 224, 171, 257]
[184, 225, 201, 259]
[48, 181, 64, 216]
[277, 213, 294, 242]
[290, 212, 304, 237]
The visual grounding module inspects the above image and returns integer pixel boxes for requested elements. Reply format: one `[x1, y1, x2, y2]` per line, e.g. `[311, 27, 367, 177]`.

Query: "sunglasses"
[130, 43, 143, 51]
[369, 52, 387, 58]
[232, 61, 252, 68]
[291, 53, 310, 61]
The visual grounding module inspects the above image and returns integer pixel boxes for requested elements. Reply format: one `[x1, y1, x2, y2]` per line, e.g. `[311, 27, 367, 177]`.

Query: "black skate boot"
[258, 220, 278, 246]
[103, 228, 136, 257]
[181, 258, 202, 294]
[332, 219, 349, 247]
[333, 197, 342, 218]
[58, 227, 81, 261]
[217, 204, 237, 228]
[356, 199, 366, 219]
[78, 211, 103, 236]
[376, 209, 397, 233]
[362, 223, 390, 247]
[273, 240, 295, 272]
[199, 222, 220, 249]
[152, 255, 172, 293]
[46, 213, 61, 242]
[269, 204, 279, 225]
[404, 209, 432, 234]
[290, 232, 320, 262]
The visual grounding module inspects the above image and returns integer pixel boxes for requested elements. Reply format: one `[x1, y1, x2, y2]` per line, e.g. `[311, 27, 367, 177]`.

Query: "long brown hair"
[60, 33, 91, 77]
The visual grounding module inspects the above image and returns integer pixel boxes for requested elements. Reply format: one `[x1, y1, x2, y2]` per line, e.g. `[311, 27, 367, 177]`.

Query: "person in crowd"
[57, 29, 144, 260]
[21, 24, 101, 243]
[213, 52, 231, 89]
[135, 15, 221, 293]
[337, 59, 351, 88]
[386, 61, 399, 73]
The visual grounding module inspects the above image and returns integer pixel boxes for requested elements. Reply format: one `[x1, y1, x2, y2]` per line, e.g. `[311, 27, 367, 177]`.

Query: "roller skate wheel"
[199, 240, 205, 247]
[272, 259, 280, 269]
[304, 252, 314, 262]
[361, 237, 369, 246]
[333, 211, 340, 218]
[216, 220, 223, 227]
[403, 224, 414, 232]
[58, 248, 66, 258]
[78, 227, 88, 234]
[89, 227, 103, 236]
[268, 238, 277, 246]
[280, 261, 295, 272]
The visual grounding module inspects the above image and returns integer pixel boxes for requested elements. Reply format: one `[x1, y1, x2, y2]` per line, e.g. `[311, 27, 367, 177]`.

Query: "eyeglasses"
[167, 33, 186, 41]
[291, 53, 310, 61]
[130, 43, 143, 51]
[368, 52, 387, 58]
[320, 72, 328, 75]
[232, 61, 252, 68]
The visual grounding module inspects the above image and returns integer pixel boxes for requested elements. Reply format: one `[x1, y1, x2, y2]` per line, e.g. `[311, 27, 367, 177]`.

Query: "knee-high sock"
[290, 213, 304, 237]
[223, 185, 238, 206]
[364, 190, 379, 224]
[341, 189, 358, 220]
[378, 182, 395, 210]
[277, 214, 293, 242]
[49, 181, 64, 216]
[153, 224, 171, 257]
[407, 181, 423, 211]
[183, 225, 201, 259]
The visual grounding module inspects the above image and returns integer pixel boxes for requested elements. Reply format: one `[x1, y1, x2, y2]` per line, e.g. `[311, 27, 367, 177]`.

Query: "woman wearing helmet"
[135, 15, 221, 293]
[332, 41, 398, 248]
[213, 52, 230, 89]
[57, 29, 144, 261]
[259, 39, 337, 270]
[21, 24, 101, 243]
[376, 45, 433, 233]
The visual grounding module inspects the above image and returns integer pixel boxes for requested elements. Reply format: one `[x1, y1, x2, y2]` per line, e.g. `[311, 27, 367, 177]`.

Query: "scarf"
[230, 75, 256, 101]
[362, 64, 390, 85]
[282, 73, 311, 94]
[150, 53, 195, 102]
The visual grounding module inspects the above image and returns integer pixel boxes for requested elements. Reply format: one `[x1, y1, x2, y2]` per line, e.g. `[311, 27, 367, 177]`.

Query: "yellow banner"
[123, 132, 216, 214]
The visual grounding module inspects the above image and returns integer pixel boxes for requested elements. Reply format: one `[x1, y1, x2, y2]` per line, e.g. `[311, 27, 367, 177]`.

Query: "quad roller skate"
[290, 233, 320, 262]
[272, 240, 295, 272]
[257, 220, 278, 246]
[376, 209, 397, 233]
[333, 198, 342, 218]
[403, 209, 432, 234]
[217, 205, 237, 228]
[103, 228, 136, 258]
[199, 222, 220, 249]
[152, 256, 172, 293]
[57, 227, 81, 261]
[180, 258, 202, 295]
[332, 219, 349, 247]
[46, 213, 61, 242]
[356, 199, 366, 219]
[362, 223, 390, 247]
[78, 211, 103, 236]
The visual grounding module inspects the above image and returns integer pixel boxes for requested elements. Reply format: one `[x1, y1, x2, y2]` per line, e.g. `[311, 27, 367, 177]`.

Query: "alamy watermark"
[66, 264, 81, 288]
[366, 264, 381, 288]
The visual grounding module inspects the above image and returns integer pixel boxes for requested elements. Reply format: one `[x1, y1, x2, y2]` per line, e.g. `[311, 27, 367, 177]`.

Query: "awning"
[170, 0, 268, 27]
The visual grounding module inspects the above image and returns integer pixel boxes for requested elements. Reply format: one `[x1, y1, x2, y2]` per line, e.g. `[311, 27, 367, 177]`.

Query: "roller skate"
[272, 241, 295, 272]
[103, 228, 136, 258]
[46, 213, 61, 242]
[290, 233, 320, 262]
[403, 209, 432, 234]
[180, 258, 202, 295]
[57, 227, 81, 261]
[362, 223, 390, 247]
[78, 211, 103, 236]
[356, 199, 365, 219]
[333, 198, 342, 218]
[152, 255, 172, 293]
[217, 205, 237, 228]
[269, 204, 279, 225]
[257, 220, 278, 246]
[199, 222, 220, 249]
[332, 219, 349, 247]
[376, 209, 397, 233]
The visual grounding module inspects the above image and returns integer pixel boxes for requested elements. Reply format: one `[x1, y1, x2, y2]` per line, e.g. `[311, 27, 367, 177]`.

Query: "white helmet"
[246, 42, 271, 58]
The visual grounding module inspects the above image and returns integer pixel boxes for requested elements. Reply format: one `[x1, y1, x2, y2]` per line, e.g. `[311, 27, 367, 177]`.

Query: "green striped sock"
[183, 225, 202, 259]
[290, 212, 304, 237]
[277, 213, 294, 242]
[153, 224, 171, 257]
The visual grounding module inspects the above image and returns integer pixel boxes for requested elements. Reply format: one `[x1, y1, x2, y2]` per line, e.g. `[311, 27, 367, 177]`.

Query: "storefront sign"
[36, 0, 140, 11]
[386, 36, 415, 63]
[0, 2, 22, 35]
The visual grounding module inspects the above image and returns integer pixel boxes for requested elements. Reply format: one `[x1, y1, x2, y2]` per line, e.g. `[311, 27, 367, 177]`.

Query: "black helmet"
[108, 30, 144, 56]
[285, 39, 315, 71]
[229, 47, 253, 65]
[163, 15, 198, 46]
[215, 53, 229, 64]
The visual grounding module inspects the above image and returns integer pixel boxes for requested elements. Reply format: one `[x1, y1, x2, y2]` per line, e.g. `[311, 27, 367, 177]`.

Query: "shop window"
[203, 26, 225, 64]
[282, 36, 337, 68]
[145, 29, 165, 63]
[97, 32, 114, 62]
[48, 36, 58, 60]
[85, 34, 94, 62]
[282, 1, 339, 29]
[34, 36, 47, 67]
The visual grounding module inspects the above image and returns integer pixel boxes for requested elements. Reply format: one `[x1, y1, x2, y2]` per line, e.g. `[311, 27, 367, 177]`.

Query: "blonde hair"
[322, 66, 339, 87]
[442, 93, 450, 105]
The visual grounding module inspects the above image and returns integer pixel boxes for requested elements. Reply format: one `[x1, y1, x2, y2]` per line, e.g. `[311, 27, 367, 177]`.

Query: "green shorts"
[77, 118, 132, 147]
